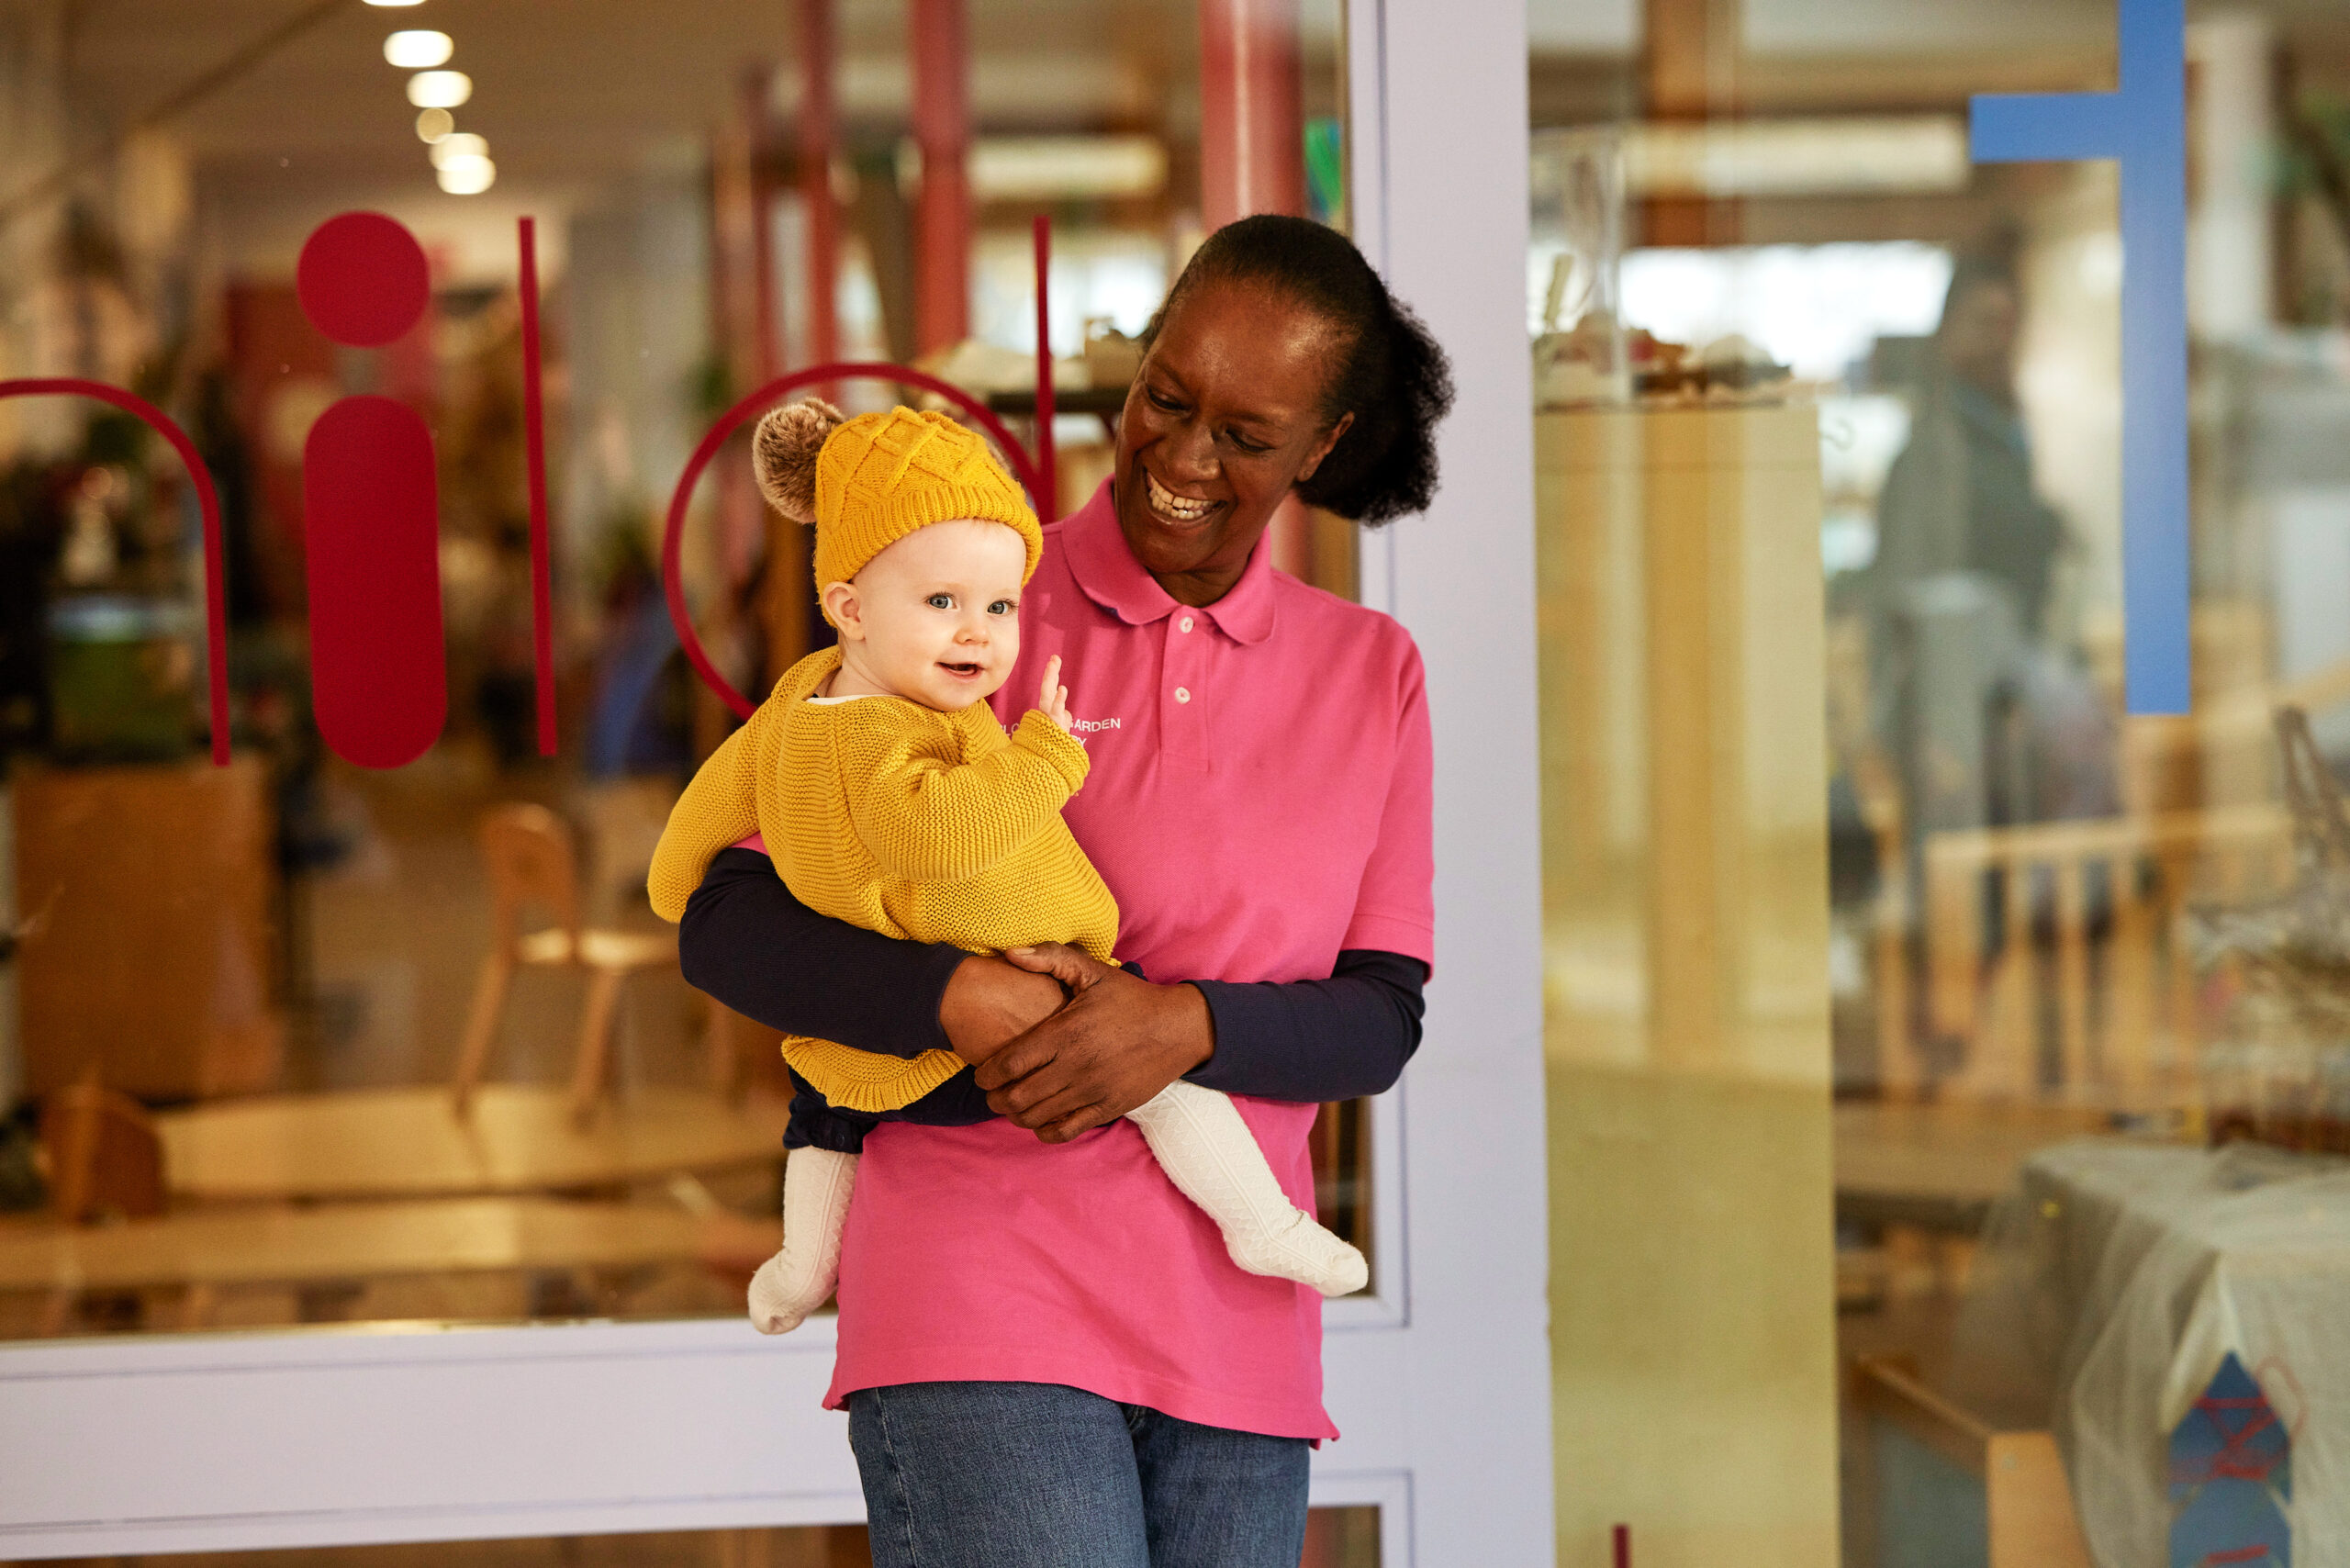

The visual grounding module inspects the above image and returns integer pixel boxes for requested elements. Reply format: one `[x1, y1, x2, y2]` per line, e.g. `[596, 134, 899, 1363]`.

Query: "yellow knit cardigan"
[647, 646, 1119, 1112]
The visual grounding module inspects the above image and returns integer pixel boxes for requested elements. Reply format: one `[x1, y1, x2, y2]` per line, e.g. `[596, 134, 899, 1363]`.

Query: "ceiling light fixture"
[967, 136, 1169, 202]
[435, 155, 495, 196]
[384, 30, 453, 68]
[428, 133, 488, 169]
[406, 70, 471, 109]
[415, 107, 454, 142]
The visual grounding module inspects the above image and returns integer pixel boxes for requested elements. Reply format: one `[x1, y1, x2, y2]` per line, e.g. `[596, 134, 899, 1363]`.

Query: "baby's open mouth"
[938, 661, 984, 678]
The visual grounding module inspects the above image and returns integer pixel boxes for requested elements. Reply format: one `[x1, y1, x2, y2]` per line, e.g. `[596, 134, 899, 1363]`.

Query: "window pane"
[1535, 4, 2350, 1566]
[0, 0, 1300, 1343]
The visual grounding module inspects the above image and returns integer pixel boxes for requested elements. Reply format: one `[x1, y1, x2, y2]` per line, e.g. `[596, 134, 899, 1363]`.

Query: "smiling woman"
[674, 213, 1451, 1567]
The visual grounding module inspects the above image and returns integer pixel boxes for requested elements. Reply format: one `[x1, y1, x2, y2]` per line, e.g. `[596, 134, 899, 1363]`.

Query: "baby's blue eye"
[926, 594, 953, 610]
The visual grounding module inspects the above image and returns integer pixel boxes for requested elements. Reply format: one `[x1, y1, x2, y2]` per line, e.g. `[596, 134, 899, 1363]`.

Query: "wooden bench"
[1848, 1354, 2090, 1568]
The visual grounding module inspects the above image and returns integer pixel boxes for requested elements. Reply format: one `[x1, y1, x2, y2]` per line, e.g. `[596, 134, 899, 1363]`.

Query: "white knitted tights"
[1124, 1081, 1367, 1298]
[748, 1146, 857, 1335]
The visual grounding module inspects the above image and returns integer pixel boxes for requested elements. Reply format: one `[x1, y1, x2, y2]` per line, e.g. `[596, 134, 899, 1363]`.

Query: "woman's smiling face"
[1113, 278, 1353, 607]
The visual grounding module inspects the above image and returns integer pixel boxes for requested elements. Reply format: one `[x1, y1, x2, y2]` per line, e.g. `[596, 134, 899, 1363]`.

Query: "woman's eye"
[926, 594, 953, 610]
[1146, 386, 1183, 413]
[1226, 430, 1271, 455]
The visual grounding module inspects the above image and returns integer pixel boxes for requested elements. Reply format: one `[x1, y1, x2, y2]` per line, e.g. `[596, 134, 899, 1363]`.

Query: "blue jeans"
[846, 1381, 1309, 1568]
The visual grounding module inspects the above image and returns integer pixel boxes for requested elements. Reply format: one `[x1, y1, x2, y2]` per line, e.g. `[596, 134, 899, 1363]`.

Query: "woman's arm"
[973, 946, 1426, 1140]
[679, 847, 1062, 1064]
[1187, 949, 1427, 1102]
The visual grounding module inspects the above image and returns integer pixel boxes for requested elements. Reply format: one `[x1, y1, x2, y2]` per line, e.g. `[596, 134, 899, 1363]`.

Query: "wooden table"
[1959, 1144, 2350, 1565]
[0, 1198, 774, 1331]
[156, 1084, 789, 1204]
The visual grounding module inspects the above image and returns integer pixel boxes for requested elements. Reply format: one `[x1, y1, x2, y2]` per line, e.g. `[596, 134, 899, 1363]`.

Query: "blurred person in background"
[1867, 253, 2118, 836]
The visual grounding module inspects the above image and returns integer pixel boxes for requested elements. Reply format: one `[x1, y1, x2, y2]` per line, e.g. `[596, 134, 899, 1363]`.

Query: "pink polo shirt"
[823, 480, 1434, 1439]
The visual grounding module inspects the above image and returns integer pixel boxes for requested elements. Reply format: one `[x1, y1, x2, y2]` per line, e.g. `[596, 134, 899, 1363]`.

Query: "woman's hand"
[938, 955, 1068, 1068]
[975, 944, 1214, 1143]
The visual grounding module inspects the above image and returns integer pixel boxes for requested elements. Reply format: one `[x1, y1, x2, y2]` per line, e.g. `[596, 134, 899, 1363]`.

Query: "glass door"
[1533, 2, 2349, 1565]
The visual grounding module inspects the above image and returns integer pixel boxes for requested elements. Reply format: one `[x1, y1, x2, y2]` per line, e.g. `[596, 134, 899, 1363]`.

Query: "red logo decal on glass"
[298, 212, 447, 768]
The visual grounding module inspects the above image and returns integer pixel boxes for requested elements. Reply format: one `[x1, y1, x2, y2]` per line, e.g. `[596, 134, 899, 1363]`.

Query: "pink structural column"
[1199, 0, 1305, 230]
[911, 0, 972, 354]
[517, 218, 556, 756]
[1200, 0, 1312, 574]
[745, 68, 784, 383]
[798, 0, 840, 372]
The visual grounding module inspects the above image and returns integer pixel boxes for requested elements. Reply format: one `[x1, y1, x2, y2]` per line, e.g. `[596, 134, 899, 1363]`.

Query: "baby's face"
[839, 519, 1027, 711]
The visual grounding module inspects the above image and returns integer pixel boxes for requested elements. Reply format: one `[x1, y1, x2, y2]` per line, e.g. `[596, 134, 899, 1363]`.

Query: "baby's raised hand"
[1037, 655, 1074, 734]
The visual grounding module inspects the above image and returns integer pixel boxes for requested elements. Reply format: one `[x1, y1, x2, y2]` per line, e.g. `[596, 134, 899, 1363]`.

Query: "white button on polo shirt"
[1174, 686, 1192, 703]
[1179, 615, 1194, 633]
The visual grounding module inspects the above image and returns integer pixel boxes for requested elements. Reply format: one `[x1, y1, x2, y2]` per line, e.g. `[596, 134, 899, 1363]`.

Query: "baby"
[648, 400, 1366, 1333]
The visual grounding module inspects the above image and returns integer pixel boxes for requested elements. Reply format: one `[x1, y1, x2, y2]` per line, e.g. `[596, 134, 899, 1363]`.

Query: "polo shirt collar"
[1061, 479, 1279, 646]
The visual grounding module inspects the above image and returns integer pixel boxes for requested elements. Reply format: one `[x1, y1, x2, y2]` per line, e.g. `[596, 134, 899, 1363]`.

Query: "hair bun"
[751, 398, 845, 523]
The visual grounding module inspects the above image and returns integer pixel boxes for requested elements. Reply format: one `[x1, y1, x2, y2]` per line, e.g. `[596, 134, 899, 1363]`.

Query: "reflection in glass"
[0, 0, 1248, 1346]
[1533, 4, 2350, 1564]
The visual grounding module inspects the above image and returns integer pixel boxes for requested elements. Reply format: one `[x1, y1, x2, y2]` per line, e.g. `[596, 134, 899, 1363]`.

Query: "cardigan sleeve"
[838, 707, 1091, 883]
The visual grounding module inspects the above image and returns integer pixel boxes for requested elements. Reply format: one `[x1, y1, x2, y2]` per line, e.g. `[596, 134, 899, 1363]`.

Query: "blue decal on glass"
[1971, 0, 2189, 714]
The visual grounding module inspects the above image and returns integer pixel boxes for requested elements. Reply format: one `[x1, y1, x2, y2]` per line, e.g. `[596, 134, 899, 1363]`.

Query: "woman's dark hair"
[1141, 214, 1453, 525]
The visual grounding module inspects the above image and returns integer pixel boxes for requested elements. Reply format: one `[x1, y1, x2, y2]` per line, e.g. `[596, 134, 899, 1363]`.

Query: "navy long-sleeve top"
[679, 846, 1426, 1106]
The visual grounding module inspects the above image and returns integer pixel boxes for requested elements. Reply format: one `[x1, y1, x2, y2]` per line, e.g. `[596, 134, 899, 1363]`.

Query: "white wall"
[1351, 0, 1558, 1559]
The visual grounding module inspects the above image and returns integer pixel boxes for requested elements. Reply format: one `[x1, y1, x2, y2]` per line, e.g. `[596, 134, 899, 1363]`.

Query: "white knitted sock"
[1125, 1081, 1368, 1297]
[748, 1146, 858, 1335]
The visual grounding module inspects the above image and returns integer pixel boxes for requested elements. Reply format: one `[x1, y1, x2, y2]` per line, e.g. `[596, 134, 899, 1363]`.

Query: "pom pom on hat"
[752, 398, 845, 524]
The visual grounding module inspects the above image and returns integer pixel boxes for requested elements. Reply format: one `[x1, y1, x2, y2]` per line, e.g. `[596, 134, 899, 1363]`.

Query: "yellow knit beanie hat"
[752, 400, 1042, 603]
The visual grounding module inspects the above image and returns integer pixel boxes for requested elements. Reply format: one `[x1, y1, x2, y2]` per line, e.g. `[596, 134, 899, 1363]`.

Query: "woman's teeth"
[1145, 470, 1215, 523]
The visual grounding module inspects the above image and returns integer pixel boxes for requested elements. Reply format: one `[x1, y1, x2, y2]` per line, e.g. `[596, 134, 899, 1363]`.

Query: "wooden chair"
[32, 1076, 167, 1334]
[1914, 805, 2292, 1107]
[1850, 747, 1916, 1098]
[574, 778, 678, 924]
[39, 1077, 164, 1226]
[1848, 1354, 2090, 1568]
[453, 804, 678, 1122]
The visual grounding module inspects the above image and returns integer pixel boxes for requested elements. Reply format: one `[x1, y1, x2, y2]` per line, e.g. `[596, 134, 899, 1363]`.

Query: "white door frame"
[0, 1, 1550, 1558]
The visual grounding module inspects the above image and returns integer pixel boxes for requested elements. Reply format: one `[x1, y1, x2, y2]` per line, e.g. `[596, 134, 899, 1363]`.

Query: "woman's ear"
[822, 580, 864, 640]
[1294, 410, 1354, 485]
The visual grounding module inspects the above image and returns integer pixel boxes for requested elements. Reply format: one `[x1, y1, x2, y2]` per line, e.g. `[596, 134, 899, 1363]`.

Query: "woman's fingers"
[976, 972, 1212, 1142]
[938, 956, 1067, 1066]
[971, 1024, 1062, 1095]
[1032, 1100, 1119, 1144]
[1001, 941, 1113, 992]
[997, 1079, 1110, 1136]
